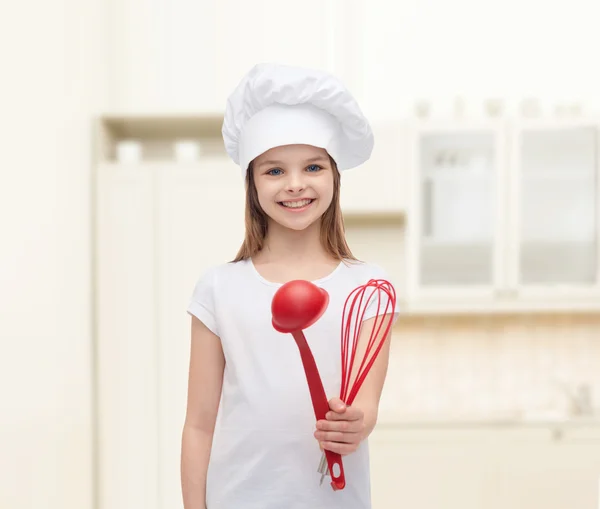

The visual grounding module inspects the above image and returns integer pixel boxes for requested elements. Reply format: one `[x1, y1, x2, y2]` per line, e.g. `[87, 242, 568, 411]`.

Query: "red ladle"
[271, 280, 346, 491]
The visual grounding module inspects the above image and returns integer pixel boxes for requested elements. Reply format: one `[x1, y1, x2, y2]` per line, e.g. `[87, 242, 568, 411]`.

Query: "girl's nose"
[285, 173, 306, 193]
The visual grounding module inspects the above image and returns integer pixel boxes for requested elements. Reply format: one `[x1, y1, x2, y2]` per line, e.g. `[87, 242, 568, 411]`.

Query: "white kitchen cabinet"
[508, 120, 600, 297]
[405, 118, 600, 313]
[343, 215, 406, 291]
[107, 0, 354, 114]
[405, 120, 508, 309]
[95, 162, 160, 509]
[369, 424, 600, 509]
[340, 122, 407, 215]
[154, 161, 245, 508]
[95, 113, 246, 509]
[107, 0, 219, 113]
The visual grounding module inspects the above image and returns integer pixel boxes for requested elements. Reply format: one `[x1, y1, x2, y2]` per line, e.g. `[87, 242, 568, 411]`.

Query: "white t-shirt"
[186, 258, 399, 509]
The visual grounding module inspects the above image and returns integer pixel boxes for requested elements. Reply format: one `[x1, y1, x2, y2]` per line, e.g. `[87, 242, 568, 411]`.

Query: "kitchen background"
[2, 1, 600, 509]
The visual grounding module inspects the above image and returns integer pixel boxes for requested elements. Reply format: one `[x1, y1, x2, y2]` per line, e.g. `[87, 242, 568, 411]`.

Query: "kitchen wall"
[1, 1, 107, 509]
[385, 313, 600, 420]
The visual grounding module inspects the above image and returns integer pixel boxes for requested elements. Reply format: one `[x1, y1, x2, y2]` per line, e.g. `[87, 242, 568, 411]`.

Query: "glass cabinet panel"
[419, 132, 497, 286]
[519, 127, 597, 285]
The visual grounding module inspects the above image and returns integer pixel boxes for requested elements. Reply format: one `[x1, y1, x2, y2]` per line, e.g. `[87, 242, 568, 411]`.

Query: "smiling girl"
[181, 63, 399, 509]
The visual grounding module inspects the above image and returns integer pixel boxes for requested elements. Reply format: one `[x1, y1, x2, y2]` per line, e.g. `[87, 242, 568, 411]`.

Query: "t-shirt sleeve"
[361, 264, 400, 325]
[186, 267, 219, 337]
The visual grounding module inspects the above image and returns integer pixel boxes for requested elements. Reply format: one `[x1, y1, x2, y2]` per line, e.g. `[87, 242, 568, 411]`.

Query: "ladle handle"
[291, 331, 346, 490]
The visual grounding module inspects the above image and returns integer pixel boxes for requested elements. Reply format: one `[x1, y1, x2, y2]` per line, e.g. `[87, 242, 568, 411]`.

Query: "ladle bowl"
[271, 280, 329, 333]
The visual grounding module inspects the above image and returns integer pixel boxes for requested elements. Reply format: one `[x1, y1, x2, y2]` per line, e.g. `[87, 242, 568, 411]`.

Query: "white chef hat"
[222, 63, 374, 178]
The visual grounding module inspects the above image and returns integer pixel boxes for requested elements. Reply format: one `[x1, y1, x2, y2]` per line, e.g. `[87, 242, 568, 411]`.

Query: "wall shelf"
[95, 114, 226, 163]
[343, 210, 405, 226]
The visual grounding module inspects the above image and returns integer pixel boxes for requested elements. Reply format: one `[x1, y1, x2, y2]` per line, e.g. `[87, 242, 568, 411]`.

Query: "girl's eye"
[306, 164, 323, 172]
[267, 168, 283, 176]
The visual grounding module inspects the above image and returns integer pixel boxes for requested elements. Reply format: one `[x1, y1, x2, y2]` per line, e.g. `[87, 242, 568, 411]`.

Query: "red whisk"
[317, 278, 396, 484]
[340, 278, 397, 405]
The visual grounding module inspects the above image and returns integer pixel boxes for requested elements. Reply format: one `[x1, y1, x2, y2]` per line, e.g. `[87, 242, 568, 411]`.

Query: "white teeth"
[280, 199, 313, 208]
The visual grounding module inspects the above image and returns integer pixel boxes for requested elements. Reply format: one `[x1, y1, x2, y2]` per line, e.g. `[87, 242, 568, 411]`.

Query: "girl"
[181, 63, 399, 509]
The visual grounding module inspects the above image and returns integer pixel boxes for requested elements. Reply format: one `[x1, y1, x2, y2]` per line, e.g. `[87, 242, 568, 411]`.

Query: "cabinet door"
[508, 121, 600, 300]
[96, 163, 160, 509]
[369, 425, 600, 509]
[406, 123, 507, 303]
[109, 0, 337, 113]
[154, 159, 245, 509]
[109, 0, 220, 112]
[369, 427, 500, 509]
[489, 426, 600, 509]
[96, 158, 245, 509]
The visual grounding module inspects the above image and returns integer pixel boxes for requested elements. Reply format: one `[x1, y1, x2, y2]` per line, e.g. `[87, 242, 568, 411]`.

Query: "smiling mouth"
[278, 199, 315, 209]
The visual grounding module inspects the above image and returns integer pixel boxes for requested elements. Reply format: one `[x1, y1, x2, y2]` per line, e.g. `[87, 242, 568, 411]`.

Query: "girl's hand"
[313, 397, 366, 456]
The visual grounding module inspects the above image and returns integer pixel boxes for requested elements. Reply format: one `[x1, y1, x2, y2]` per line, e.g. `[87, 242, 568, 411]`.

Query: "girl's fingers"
[325, 406, 362, 421]
[328, 397, 347, 413]
[320, 441, 356, 456]
[316, 419, 363, 433]
[315, 430, 359, 443]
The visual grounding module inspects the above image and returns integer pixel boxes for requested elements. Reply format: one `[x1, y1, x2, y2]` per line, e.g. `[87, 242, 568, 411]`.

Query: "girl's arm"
[181, 316, 225, 509]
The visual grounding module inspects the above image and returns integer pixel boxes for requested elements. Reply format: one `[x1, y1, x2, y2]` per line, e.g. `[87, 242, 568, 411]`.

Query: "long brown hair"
[232, 155, 357, 262]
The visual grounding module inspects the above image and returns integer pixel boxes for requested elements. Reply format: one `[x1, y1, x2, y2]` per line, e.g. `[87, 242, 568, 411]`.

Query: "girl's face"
[252, 144, 335, 232]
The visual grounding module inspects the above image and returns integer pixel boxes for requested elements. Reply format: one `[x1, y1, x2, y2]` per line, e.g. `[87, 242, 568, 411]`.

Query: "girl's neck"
[255, 219, 333, 266]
